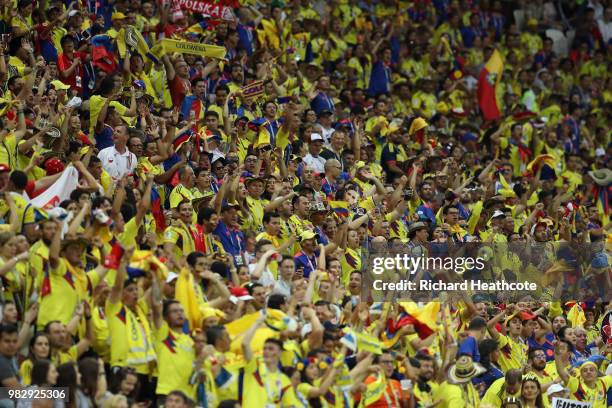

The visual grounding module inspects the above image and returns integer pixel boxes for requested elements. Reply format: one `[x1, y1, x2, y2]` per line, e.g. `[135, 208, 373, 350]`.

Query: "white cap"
[596, 147, 606, 157]
[165, 272, 179, 283]
[491, 209, 505, 219]
[546, 383, 567, 396]
[68, 10, 80, 17]
[310, 133, 323, 142]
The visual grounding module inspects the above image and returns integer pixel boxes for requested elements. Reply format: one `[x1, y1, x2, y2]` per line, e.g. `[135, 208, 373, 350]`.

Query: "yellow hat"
[299, 230, 319, 242]
[201, 307, 225, 321]
[436, 101, 450, 114]
[50, 80, 70, 90]
[408, 117, 428, 136]
[112, 11, 127, 20]
[527, 18, 538, 26]
[387, 119, 403, 134]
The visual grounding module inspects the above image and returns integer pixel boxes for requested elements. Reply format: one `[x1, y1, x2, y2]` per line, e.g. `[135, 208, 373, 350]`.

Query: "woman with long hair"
[57, 358, 108, 408]
[108, 367, 140, 401]
[520, 375, 545, 408]
[286, 355, 338, 408]
[17, 359, 62, 408]
[19, 332, 51, 386]
[78, 357, 109, 407]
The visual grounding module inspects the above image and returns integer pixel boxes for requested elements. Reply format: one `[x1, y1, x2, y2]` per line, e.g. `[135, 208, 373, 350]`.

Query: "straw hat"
[447, 355, 486, 384]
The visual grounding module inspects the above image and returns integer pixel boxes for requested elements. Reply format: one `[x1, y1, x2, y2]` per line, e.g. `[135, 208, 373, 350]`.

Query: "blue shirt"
[294, 250, 319, 278]
[310, 92, 334, 116]
[458, 335, 480, 362]
[94, 125, 114, 150]
[214, 220, 245, 260]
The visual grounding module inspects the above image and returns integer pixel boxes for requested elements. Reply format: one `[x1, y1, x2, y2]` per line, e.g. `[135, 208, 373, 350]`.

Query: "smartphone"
[81, 30, 90, 40]
[260, 145, 273, 153]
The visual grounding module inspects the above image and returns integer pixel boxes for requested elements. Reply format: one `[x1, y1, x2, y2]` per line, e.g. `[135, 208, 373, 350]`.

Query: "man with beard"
[381, 123, 408, 183]
[44, 318, 92, 365]
[411, 178, 436, 225]
[164, 200, 198, 267]
[214, 203, 245, 266]
[412, 353, 439, 407]
[29, 218, 58, 293]
[526, 348, 555, 390]
[289, 194, 312, 236]
[152, 298, 196, 403]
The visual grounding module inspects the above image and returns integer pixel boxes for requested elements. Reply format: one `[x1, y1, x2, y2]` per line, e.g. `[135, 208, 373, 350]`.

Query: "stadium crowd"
[0, 0, 610, 406]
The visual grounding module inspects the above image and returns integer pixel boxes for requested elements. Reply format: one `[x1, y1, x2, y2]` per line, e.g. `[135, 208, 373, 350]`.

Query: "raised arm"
[242, 314, 265, 361]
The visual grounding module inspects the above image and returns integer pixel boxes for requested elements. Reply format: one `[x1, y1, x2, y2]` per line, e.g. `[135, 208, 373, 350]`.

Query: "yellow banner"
[356, 331, 383, 355]
[161, 39, 226, 59]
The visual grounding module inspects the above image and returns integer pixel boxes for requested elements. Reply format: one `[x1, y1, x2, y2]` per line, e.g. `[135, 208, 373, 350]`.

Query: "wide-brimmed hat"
[447, 355, 486, 384]
[588, 169, 612, 187]
[408, 221, 428, 234]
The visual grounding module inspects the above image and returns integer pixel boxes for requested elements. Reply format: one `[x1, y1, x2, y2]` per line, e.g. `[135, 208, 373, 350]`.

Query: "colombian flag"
[330, 200, 349, 217]
[526, 154, 556, 178]
[477, 49, 504, 121]
[151, 187, 166, 232]
[382, 302, 439, 348]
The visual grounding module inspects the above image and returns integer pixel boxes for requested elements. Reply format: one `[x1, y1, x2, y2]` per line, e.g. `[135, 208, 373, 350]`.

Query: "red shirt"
[57, 51, 86, 93]
[170, 76, 190, 108]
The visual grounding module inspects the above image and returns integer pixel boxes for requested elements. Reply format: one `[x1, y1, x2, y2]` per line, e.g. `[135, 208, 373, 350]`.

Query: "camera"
[402, 188, 413, 200]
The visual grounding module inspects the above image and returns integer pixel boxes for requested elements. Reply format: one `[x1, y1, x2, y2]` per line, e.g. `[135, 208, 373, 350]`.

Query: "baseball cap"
[310, 133, 323, 142]
[111, 11, 127, 20]
[491, 210, 505, 219]
[165, 272, 179, 284]
[299, 230, 319, 242]
[229, 287, 254, 304]
[50, 80, 70, 90]
[546, 383, 567, 396]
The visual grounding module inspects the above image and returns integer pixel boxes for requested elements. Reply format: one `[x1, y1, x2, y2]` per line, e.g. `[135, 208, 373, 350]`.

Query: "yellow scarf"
[121, 303, 156, 366]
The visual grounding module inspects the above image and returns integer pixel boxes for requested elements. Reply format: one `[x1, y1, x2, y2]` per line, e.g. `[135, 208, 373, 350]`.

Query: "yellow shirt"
[246, 196, 268, 229]
[434, 381, 480, 408]
[37, 259, 100, 330]
[482, 377, 521, 407]
[50, 345, 78, 366]
[241, 357, 297, 407]
[164, 222, 196, 261]
[105, 299, 154, 375]
[0, 133, 18, 170]
[91, 306, 110, 362]
[154, 321, 195, 398]
[497, 333, 529, 372]
[566, 375, 612, 408]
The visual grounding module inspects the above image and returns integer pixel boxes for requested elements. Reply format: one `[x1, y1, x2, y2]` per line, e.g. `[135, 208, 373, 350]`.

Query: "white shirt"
[248, 263, 275, 287]
[302, 153, 326, 173]
[97, 145, 137, 181]
[598, 18, 612, 43]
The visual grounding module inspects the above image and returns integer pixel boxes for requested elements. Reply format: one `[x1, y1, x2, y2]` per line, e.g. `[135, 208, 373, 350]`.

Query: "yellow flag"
[161, 39, 226, 59]
[567, 303, 586, 328]
[362, 374, 386, 407]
